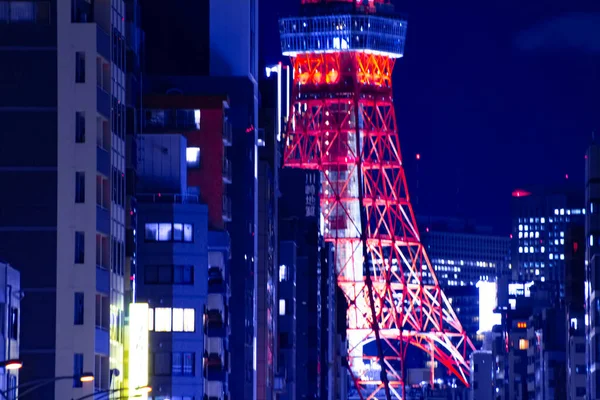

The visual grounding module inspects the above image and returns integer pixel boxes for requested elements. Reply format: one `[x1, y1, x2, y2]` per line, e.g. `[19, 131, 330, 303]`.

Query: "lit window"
[541, 246, 545, 253]
[518, 224, 523, 231]
[186, 147, 200, 168]
[535, 232, 539, 238]
[173, 308, 184, 332]
[173, 223, 183, 241]
[591, 235, 594, 247]
[519, 339, 529, 350]
[183, 308, 195, 332]
[518, 232, 523, 239]
[279, 265, 288, 282]
[279, 299, 286, 316]
[145, 223, 158, 241]
[529, 247, 533, 253]
[517, 322, 527, 329]
[183, 224, 193, 242]
[519, 247, 523, 253]
[155, 308, 171, 332]
[541, 217, 545, 223]
[148, 308, 154, 331]
[194, 110, 201, 129]
[560, 254, 565, 260]
[158, 223, 172, 241]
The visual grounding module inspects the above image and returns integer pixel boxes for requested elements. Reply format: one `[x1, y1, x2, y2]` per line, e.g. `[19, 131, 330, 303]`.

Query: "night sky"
[260, 0, 600, 233]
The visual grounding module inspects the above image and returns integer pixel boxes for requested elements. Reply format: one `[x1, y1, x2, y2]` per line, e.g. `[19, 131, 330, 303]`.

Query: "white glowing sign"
[476, 281, 501, 333]
[305, 173, 317, 217]
[129, 303, 149, 400]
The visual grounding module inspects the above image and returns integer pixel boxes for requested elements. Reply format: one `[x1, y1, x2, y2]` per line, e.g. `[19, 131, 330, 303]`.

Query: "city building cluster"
[0, 0, 594, 400]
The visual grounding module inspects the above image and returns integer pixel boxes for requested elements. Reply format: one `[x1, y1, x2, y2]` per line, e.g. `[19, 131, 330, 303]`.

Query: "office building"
[419, 216, 510, 287]
[586, 141, 600, 399]
[135, 134, 232, 400]
[565, 225, 586, 400]
[526, 308, 567, 400]
[0, 1, 131, 397]
[419, 216, 509, 348]
[470, 351, 493, 400]
[138, 93, 236, 400]
[0, 262, 21, 397]
[142, 0, 260, 392]
[279, 169, 323, 400]
[511, 188, 584, 289]
[278, 241, 297, 400]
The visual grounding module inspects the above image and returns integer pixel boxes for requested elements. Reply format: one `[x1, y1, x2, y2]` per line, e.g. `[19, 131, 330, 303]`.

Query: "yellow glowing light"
[129, 303, 149, 400]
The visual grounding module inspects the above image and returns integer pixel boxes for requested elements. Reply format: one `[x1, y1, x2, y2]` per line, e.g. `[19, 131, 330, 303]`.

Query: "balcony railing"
[205, 310, 228, 337]
[222, 159, 232, 184]
[203, 353, 228, 381]
[137, 193, 200, 204]
[222, 196, 232, 222]
[222, 120, 232, 146]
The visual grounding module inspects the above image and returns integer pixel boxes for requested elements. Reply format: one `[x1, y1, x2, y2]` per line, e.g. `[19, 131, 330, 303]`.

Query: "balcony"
[208, 267, 226, 294]
[222, 196, 232, 222]
[204, 353, 228, 382]
[205, 310, 227, 337]
[222, 159, 232, 184]
[222, 120, 232, 146]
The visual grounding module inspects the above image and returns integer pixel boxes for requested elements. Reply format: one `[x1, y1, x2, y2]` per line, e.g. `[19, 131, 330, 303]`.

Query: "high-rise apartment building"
[0, 1, 133, 397]
[586, 141, 600, 399]
[511, 188, 584, 290]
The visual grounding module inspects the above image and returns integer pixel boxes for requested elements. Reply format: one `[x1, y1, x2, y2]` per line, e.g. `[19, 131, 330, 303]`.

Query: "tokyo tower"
[279, 0, 475, 399]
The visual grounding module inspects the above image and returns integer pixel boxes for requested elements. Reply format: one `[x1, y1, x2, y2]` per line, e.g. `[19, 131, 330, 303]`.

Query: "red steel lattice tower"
[280, 1, 475, 399]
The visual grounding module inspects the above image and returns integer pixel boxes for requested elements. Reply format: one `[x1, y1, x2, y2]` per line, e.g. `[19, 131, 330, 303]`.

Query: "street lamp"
[3, 373, 94, 399]
[0, 360, 22, 371]
[73, 385, 152, 400]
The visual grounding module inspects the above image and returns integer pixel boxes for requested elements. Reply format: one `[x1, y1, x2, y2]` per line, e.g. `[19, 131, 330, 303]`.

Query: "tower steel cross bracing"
[280, 1, 475, 399]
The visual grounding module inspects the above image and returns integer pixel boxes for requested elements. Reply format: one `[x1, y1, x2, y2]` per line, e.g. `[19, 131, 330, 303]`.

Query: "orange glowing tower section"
[280, 1, 475, 399]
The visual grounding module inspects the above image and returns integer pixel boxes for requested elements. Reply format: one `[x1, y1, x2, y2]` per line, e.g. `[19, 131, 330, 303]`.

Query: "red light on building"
[512, 189, 532, 198]
[574, 242, 579, 253]
[416, 153, 421, 160]
[565, 174, 569, 179]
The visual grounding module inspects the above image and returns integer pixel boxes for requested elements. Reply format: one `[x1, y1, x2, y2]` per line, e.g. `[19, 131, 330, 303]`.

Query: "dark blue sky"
[260, 0, 600, 233]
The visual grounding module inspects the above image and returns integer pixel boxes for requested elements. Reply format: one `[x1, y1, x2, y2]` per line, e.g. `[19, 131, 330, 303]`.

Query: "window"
[184, 224, 193, 242]
[186, 147, 200, 168]
[576, 343, 586, 353]
[8, 308, 17, 340]
[75, 172, 85, 203]
[279, 299, 286, 316]
[73, 353, 83, 387]
[154, 308, 171, 332]
[577, 387, 586, 397]
[145, 223, 193, 242]
[145, 265, 193, 285]
[76, 52, 85, 83]
[75, 231, 85, 263]
[148, 308, 195, 332]
[518, 339, 529, 350]
[171, 352, 195, 376]
[279, 265, 288, 282]
[74, 293, 84, 325]
[76, 112, 85, 143]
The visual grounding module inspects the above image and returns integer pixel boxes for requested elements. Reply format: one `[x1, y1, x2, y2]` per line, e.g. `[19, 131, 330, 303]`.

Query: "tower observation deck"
[280, 1, 475, 399]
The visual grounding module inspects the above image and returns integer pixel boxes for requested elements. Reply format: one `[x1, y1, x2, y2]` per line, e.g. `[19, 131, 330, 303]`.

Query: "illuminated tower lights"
[280, 1, 475, 399]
